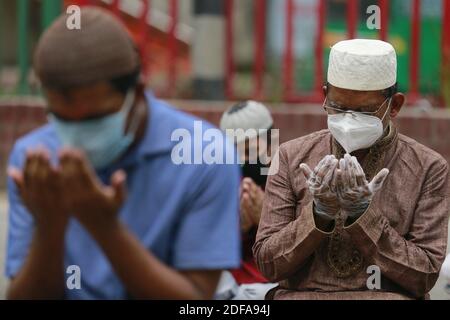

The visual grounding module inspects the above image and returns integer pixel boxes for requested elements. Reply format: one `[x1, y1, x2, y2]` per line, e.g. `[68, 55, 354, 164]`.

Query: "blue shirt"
[5, 93, 241, 299]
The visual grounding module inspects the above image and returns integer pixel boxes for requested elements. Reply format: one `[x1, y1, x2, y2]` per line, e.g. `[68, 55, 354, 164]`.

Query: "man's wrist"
[342, 202, 370, 227]
[343, 202, 369, 215]
[34, 221, 68, 251]
[85, 217, 122, 242]
[35, 215, 68, 238]
[313, 204, 336, 233]
[313, 201, 337, 220]
[313, 214, 335, 233]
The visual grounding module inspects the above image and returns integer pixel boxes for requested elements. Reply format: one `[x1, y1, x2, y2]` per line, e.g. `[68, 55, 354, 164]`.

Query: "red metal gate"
[63, 0, 450, 105]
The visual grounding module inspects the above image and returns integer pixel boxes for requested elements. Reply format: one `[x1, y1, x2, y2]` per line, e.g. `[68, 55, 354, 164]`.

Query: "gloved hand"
[335, 154, 389, 218]
[300, 155, 340, 219]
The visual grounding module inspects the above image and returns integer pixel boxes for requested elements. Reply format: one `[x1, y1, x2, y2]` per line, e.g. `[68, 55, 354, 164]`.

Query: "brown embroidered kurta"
[253, 125, 450, 300]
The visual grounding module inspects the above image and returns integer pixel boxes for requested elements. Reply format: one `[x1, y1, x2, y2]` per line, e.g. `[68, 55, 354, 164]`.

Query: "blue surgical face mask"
[49, 89, 140, 170]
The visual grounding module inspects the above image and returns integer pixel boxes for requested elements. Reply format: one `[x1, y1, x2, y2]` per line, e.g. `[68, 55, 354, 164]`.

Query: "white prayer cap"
[220, 101, 273, 143]
[327, 39, 397, 91]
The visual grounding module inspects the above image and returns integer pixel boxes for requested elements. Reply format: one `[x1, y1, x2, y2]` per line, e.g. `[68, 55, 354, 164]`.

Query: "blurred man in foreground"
[215, 101, 278, 299]
[5, 7, 241, 300]
[254, 39, 450, 300]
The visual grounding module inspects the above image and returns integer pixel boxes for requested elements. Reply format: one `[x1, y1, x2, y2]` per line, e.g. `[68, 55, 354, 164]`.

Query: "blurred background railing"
[0, 0, 450, 107]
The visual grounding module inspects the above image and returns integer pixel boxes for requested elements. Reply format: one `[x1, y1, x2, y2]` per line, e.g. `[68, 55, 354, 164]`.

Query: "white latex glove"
[300, 155, 340, 219]
[335, 154, 389, 218]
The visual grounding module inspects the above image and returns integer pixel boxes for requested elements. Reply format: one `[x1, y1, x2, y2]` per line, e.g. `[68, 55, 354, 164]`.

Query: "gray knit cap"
[34, 6, 140, 88]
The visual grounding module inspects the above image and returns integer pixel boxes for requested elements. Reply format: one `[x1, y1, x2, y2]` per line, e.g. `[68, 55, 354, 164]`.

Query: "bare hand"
[59, 149, 127, 232]
[240, 178, 264, 230]
[8, 147, 69, 230]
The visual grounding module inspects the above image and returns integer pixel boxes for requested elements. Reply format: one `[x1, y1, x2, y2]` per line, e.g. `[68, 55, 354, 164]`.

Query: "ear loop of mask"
[380, 97, 393, 127]
[122, 89, 141, 137]
[378, 98, 393, 137]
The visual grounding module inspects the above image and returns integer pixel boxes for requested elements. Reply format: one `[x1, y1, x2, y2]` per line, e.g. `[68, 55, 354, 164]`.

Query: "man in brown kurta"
[253, 39, 450, 300]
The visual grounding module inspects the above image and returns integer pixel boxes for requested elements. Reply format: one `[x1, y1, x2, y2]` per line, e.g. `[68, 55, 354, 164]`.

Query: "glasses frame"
[323, 97, 392, 117]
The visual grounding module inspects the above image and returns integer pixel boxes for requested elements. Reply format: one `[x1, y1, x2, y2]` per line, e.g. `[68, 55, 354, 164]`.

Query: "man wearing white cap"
[254, 39, 450, 299]
[215, 101, 278, 300]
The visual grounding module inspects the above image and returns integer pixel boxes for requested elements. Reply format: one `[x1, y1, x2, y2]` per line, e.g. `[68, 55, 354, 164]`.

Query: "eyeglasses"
[323, 97, 392, 116]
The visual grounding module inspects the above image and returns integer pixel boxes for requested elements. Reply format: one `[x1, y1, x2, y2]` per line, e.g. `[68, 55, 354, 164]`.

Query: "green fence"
[294, 0, 443, 97]
[0, 0, 62, 95]
[1, 0, 448, 104]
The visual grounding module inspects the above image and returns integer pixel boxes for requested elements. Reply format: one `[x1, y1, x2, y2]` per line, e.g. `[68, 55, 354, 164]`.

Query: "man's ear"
[390, 93, 405, 119]
[322, 85, 327, 97]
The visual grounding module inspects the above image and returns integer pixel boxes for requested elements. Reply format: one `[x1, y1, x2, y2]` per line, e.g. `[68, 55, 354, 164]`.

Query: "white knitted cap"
[327, 39, 397, 91]
[220, 101, 273, 143]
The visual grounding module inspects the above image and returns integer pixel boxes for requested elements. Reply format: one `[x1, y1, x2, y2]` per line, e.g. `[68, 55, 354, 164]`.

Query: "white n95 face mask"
[327, 99, 391, 154]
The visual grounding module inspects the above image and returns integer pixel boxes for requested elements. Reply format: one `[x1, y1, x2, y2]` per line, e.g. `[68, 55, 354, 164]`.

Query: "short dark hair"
[381, 83, 398, 98]
[45, 66, 142, 98]
[109, 66, 141, 95]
